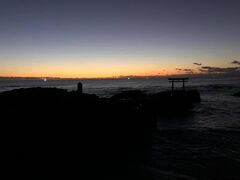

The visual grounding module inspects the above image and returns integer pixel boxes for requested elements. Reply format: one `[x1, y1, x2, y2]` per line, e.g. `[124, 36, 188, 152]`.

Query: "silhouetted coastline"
[2, 85, 200, 179]
[2, 78, 240, 179]
[0, 77, 240, 180]
[234, 91, 240, 97]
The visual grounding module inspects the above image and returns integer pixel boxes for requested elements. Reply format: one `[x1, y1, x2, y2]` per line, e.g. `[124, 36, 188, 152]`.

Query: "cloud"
[232, 60, 240, 65]
[200, 66, 239, 73]
[193, 62, 202, 66]
[176, 68, 194, 73]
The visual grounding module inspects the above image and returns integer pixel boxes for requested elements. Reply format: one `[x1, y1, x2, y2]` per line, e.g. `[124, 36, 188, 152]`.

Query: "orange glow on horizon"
[0, 62, 182, 78]
[0, 67, 180, 78]
[1, 53, 236, 78]
[0, 71, 180, 78]
[2, 55, 234, 78]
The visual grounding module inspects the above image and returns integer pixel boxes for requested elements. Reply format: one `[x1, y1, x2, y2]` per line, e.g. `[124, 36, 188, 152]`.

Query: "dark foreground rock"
[1, 87, 200, 179]
[2, 88, 156, 179]
[148, 90, 201, 114]
[233, 91, 240, 97]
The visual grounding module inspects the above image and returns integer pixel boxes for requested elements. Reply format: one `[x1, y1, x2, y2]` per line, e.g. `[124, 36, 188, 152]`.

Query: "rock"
[233, 91, 240, 97]
[111, 90, 147, 100]
[148, 90, 201, 113]
[1, 86, 201, 179]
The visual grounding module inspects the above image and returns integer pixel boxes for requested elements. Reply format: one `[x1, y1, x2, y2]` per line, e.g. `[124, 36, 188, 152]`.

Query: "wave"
[147, 128, 240, 179]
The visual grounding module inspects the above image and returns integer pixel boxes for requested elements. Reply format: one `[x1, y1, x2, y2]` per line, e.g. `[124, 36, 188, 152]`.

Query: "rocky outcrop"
[234, 91, 240, 97]
[1, 87, 201, 179]
[1, 88, 156, 179]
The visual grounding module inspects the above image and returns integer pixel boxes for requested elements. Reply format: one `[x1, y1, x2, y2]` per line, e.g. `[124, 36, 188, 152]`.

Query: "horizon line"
[0, 72, 235, 80]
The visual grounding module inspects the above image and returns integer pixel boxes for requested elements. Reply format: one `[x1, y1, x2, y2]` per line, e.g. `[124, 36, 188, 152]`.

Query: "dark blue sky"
[0, 0, 240, 77]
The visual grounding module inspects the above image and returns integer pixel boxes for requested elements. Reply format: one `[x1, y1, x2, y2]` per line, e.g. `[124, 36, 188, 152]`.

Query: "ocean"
[1, 76, 240, 179]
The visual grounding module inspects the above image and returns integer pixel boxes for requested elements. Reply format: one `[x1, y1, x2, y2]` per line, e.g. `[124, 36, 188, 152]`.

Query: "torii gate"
[168, 77, 189, 93]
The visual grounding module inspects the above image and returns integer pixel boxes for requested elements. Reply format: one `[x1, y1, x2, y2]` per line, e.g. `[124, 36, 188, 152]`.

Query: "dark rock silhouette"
[1, 87, 155, 179]
[234, 91, 240, 97]
[111, 89, 201, 114]
[148, 90, 200, 114]
[111, 90, 147, 100]
[1, 86, 201, 179]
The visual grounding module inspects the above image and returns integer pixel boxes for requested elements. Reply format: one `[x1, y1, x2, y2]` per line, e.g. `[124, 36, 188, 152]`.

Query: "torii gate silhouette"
[168, 77, 189, 93]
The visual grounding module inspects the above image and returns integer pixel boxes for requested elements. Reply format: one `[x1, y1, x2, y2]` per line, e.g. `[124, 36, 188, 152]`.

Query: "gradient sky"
[0, 0, 240, 78]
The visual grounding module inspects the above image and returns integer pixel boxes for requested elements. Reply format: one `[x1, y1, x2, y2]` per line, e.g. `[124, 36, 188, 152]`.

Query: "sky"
[0, 0, 240, 78]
